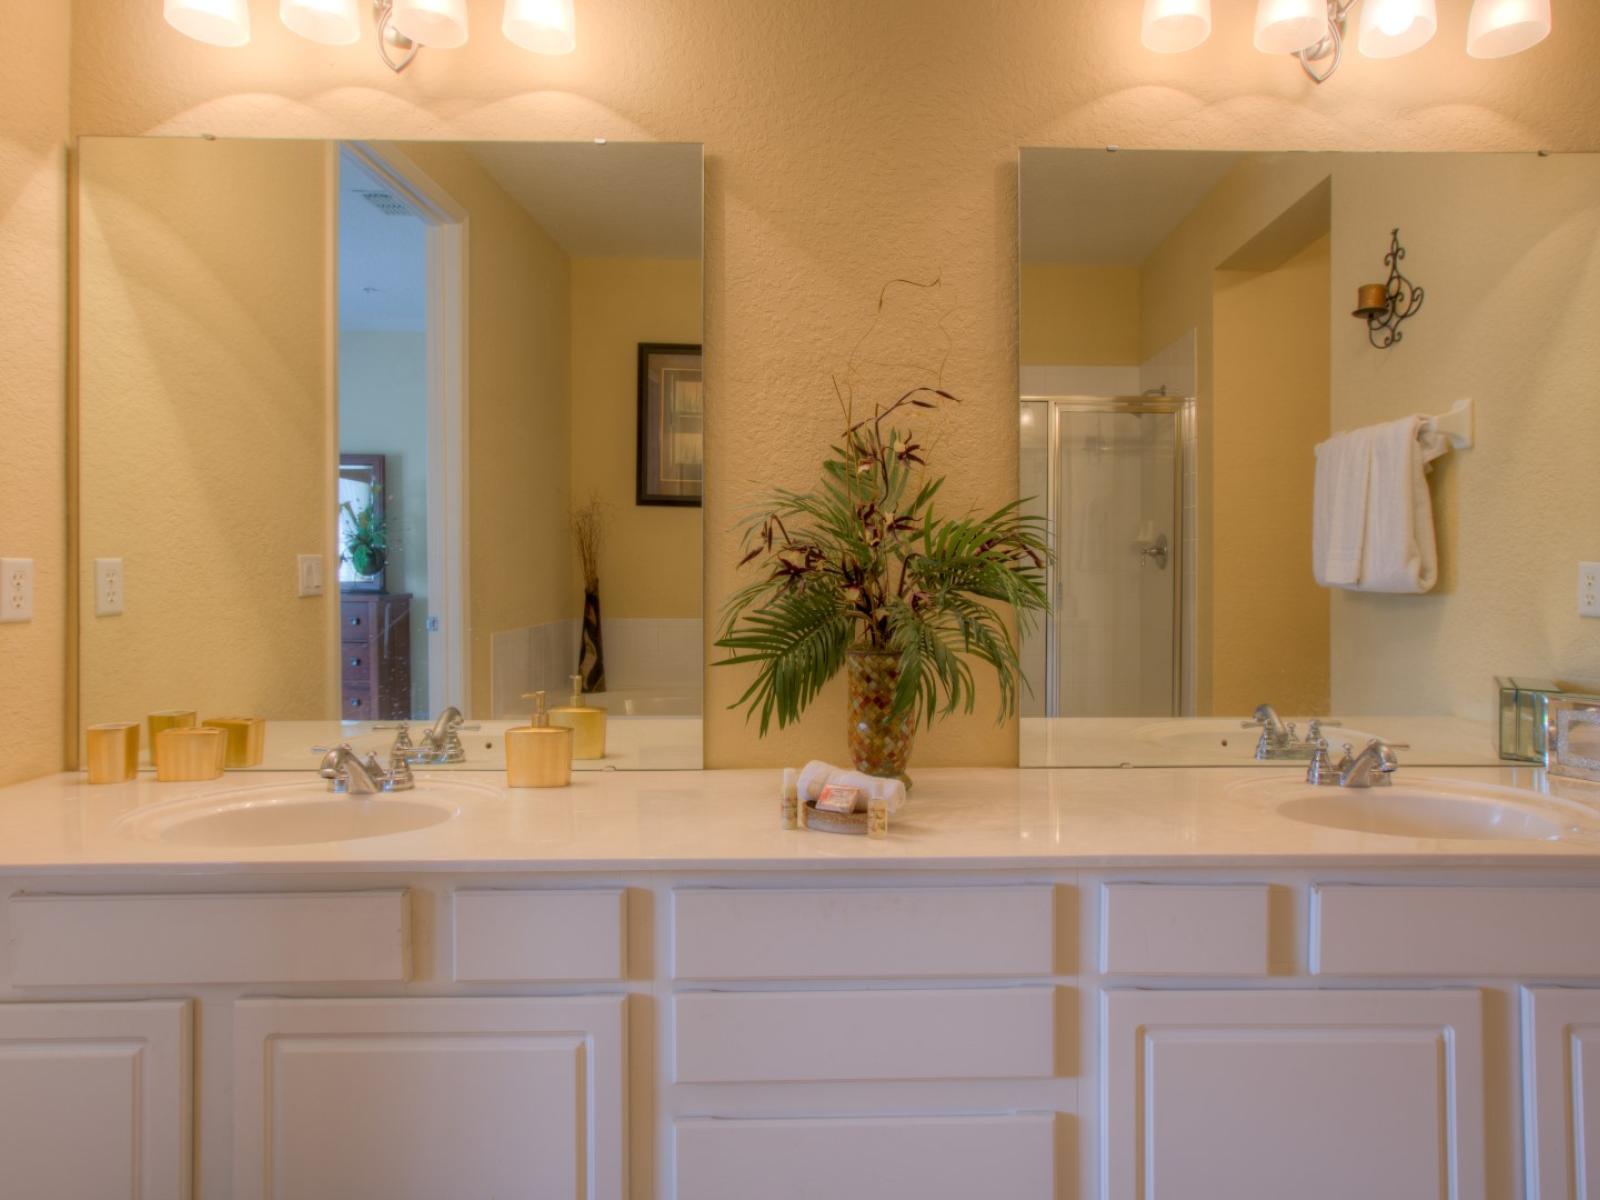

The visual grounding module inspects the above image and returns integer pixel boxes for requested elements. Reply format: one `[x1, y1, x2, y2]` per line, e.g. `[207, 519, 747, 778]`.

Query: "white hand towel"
[1312, 428, 1374, 587]
[796, 760, 908, 814]
[1352, 415, 1448, 594]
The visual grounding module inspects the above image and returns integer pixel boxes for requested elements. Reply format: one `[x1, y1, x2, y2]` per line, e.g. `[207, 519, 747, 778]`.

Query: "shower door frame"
[1023, 394, 1188, 720]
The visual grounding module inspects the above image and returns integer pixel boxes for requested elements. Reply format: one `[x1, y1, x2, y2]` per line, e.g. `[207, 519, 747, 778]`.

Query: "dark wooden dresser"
[340, 593, 412, 720]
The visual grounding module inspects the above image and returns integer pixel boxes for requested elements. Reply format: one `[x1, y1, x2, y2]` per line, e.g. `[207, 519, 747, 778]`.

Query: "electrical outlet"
[1581, 562, 1600, 618]
[297, 554, 324, 598]
[0, 558, 34, 623]
[94, 558, 124, 616]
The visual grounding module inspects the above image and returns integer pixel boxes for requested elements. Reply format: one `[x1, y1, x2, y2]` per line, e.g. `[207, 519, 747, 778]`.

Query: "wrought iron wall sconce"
[1353, 228, 1425, 349]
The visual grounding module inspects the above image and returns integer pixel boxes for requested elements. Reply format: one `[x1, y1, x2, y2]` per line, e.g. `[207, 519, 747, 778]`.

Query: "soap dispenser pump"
[506, 690, 573, 788]
[548, 673, 606, 760]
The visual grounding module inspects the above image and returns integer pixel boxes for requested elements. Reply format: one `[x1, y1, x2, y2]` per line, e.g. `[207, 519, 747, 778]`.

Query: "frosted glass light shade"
[1253, 0, 1328, 54]
[280, 0, 362, 45]
[1466, 0, 1551, 58]
[1358, 0, 1437, 58]
[504, 0, 577, 54]
[1141, 0, 1212, 54]
[390, 0, 470, 48]
[164, 0, 252, 46]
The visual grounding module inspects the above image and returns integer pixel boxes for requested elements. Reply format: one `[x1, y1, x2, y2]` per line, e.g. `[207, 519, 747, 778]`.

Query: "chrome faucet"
[319, 734, 415, 794]
[407, 706, 475, 765]
[1306, 737, 1402, 788]
[1244, 704, 1343, 761]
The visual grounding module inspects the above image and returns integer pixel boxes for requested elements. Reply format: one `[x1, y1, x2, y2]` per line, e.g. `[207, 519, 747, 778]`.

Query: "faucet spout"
[319, 744, 385, 794]
[1337, 739, 1401, 788]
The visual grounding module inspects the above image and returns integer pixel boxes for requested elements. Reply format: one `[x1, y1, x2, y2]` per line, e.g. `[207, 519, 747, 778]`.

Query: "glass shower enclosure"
[1020, 396, 1188, 719]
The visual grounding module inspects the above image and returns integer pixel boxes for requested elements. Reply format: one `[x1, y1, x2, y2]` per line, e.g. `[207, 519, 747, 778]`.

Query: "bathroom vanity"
[2, 766, 1599, 1199]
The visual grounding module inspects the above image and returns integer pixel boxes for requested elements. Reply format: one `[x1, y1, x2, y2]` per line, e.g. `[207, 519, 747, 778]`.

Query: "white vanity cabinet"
[0, 999, 193, 1199]
[1099, 988, 1485, 1200]
[1523, 987, 1600, 1199]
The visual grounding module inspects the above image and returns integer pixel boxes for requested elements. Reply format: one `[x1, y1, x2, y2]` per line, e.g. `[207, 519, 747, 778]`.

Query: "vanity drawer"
[453, 889, 626, 982]
[7, 891, 411, 985]
[673, 987, 1056, 1083]
[1312, 885, 1600, 976]
[672, 886, 1056, 980]
[675, 1115, 1055, 1200]
[1100, 883, 1270, 976]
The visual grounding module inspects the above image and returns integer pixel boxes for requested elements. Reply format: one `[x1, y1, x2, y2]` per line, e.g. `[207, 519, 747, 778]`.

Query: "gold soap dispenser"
[506, 691, 573, 788]
[548, 674, 607, 760]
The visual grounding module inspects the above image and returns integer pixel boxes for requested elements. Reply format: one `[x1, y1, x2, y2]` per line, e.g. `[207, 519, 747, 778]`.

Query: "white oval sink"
[1137, 719, 1384, 757]
[117, 778, 499, 847]
[1240, 776, 1598, 841]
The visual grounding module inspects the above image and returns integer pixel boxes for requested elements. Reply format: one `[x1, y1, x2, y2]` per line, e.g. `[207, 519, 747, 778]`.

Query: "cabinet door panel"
[676, 1114, 1055, 1200]
[1101, 989, 1483, 1200]
[0, 1000, 191, 1200]
[1523, 987, 1600, 1198]
[233, 996, 624, 1200]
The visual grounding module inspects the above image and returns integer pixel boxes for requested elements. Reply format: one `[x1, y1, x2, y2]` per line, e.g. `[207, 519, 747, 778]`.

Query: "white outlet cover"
[1581, 562, 1600, 619]
[94, 557, 124, 617]
[0, 558, 34, 623]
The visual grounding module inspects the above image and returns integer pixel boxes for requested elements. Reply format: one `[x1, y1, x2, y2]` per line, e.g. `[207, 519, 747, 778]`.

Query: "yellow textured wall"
[58, 0, 1600, 769]
[569, 257, 702, 620]
[397, 143, 573, 718]
[0, 0, 69, 784]
[1019, 264, 1140, 367]
[77, 137, 338, 733]
[1210, 234, 1330, 715]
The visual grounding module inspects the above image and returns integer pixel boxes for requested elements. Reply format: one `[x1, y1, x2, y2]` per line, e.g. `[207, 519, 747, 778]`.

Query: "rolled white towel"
[795, 760, 908, 814]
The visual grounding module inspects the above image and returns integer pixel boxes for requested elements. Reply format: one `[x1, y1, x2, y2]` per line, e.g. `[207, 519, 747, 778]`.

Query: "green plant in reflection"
[340, 490, 387, 578]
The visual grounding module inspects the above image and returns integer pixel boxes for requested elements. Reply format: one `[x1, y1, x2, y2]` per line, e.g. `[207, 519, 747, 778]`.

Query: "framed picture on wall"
[636, 342, 704, 507]
[338, 453, 387, 592]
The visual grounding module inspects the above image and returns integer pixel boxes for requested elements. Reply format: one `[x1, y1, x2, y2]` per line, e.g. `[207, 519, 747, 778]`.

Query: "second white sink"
[1243, 776, 1599, 841]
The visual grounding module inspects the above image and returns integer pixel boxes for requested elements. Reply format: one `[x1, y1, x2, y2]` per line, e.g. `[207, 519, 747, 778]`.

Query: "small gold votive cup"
[85, 722, 140, 785]
[155, 726, 226, 782]
[147, 709, 197, 770]
[203, 716, 265, 768]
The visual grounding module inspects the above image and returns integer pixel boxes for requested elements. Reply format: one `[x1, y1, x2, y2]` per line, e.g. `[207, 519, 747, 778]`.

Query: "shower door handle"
[1137, 532, 1170, 570]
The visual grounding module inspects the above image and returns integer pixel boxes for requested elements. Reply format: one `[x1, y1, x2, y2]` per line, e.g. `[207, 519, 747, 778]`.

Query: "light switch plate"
[94, 558, 123, 616]
[1, 558, 34, 623]
[1580, 562, 1600, 619]
[297, 554, 324, 598]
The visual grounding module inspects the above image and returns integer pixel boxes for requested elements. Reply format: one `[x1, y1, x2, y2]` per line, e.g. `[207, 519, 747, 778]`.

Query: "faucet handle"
[1306, 738, 1339, 786]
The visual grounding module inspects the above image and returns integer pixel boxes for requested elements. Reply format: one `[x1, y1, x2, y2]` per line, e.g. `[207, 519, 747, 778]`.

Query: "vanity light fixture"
[1353, 228, 1425, 349]
[1142, 0, 1551, 83]
[165, 0, 576, 71]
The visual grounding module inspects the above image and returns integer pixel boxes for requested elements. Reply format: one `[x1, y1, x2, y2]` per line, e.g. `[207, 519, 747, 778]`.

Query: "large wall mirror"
[77, 137, 704, 770]
[1019, 148, 1600, 768]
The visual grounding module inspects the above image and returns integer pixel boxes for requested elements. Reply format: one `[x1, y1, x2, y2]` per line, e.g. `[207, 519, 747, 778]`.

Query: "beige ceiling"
[1020, 148, 1243, 266]
[465, 141, 703, 259]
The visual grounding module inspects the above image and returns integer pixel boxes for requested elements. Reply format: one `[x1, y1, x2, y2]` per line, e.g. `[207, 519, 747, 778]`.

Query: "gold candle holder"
[155, 726, 225, 782]
[147, 709, 197, 770]
[203, 716, 265, 768]
[85, 722, 140, 785]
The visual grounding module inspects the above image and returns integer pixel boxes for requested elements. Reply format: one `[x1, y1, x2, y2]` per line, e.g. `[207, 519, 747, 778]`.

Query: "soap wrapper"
[796, 760, 907, 814]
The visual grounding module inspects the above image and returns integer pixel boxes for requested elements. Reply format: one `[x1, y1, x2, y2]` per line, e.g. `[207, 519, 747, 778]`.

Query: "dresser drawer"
[7, 891, 411, 985]
[453, 889, 626, 982]
[672, 886, 1056, 980]
[1100, 883, 1270, 976]
[341, 601, 374, 637]
[1312, 885, 1600, 976]
[341, 690, 374, 719]
[675, 1115, 1055, 1200]
[341, 646, 373, 683]
[673, 987, 1056, 1083]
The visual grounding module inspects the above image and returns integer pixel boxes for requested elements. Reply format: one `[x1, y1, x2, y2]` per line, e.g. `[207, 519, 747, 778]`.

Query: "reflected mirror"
[1019, 148, 1600, 768]
[77, 137, 704, 770]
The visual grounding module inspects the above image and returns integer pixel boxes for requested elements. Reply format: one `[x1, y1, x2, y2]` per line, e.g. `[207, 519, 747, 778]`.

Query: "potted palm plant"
[715, 386, 1049, 783]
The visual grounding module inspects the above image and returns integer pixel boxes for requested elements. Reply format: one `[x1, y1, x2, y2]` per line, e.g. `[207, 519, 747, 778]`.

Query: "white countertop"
[5, 765, 1600, 875]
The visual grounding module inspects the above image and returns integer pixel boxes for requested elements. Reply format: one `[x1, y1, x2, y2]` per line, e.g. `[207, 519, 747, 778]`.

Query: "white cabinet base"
[1523, 986, 1600, 1198]
[0, 1000, 192, 1200]
[1101, 988, 1484, 1200]
[232, 996, 625, 1200]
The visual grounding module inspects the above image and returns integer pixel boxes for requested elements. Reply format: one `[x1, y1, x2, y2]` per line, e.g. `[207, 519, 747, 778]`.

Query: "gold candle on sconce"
[1353, 283, 1390, 318]
[147, 709, 197, 770]
[203, 716, 265, 768]
[85, 722, 141, 785]
[154, 726, 226, 782]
